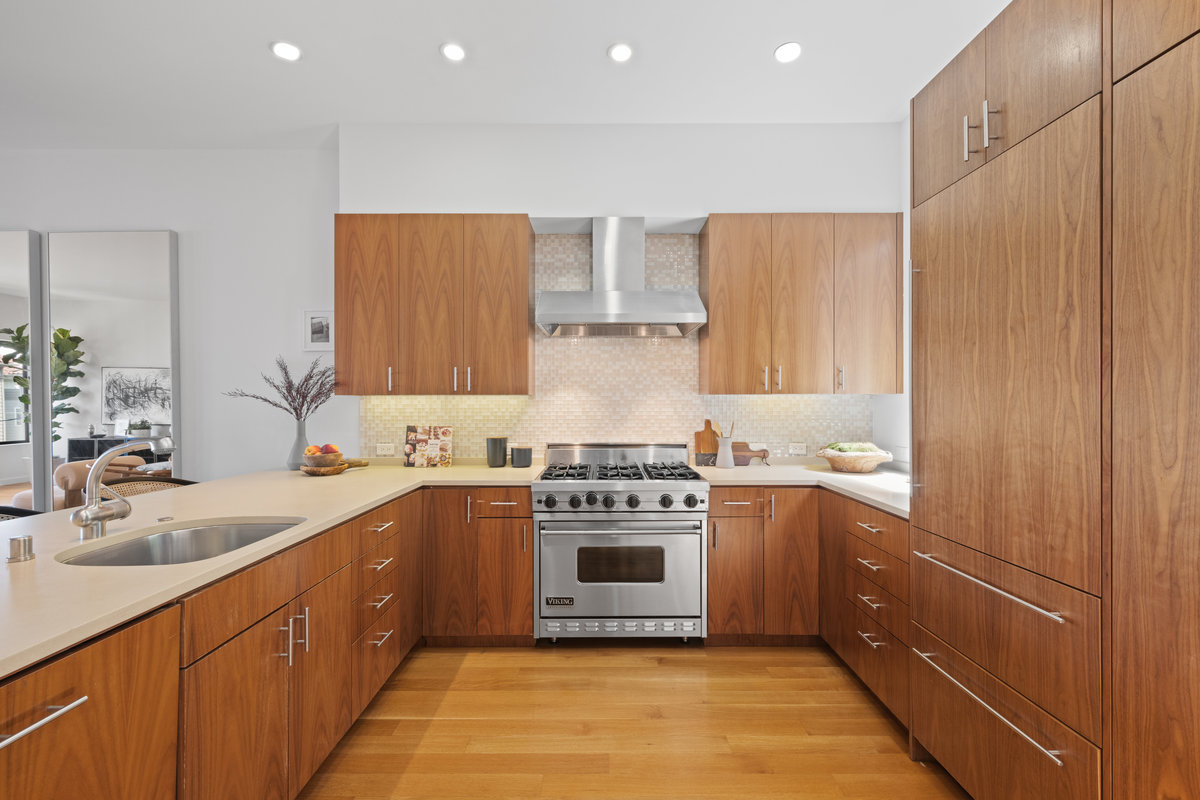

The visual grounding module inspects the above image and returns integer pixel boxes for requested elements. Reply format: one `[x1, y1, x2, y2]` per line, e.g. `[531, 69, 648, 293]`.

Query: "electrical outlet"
[788, 442, 807, 456]
[376, 442, 395, 457]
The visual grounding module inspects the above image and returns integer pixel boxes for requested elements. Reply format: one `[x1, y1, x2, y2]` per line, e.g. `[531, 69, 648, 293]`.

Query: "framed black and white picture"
[303, 310, 334, 351]
[100, 367, 172, 424]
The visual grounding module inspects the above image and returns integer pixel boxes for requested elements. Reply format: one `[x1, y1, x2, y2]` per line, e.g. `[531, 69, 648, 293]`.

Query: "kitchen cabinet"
[707, 515, 764, 635]
[423, 488, 477, 636]
[476, 517, 534, 636]
[845, 604, 909, 726]
[818, 490, 851, 660]
[1114, 0, 1200, 80]
[762, 488, 819, 635]
[0, 608, 179, 800]
[700, 213, 900, 395]
[1113, 34, 1200, 799]
[911, 0, 1100, 207]
[334, 213, 533, 396]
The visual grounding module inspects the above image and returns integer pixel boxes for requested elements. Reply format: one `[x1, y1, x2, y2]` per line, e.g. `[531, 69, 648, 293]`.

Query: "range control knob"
[626, 494, 641, 509]
[683, 494, 700, 509]
[584, 491, 599, 506]
[601, 494, 616, 510]
[543, 494, 558, 509]
[659, 494, 674, 509]
[568, 494, 583, 509]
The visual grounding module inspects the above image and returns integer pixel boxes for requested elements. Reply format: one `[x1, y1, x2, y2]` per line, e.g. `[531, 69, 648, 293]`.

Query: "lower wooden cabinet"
[0, 608, 180, 800]
[424, 488, 477, 636]
[818, 490, 851, 659]
[845, 603, 908, 725]
[353, 602, 405, 717]
[707, 515, 764, 635]
[763, 488, 819, 635]
[476, 517, 534, 636]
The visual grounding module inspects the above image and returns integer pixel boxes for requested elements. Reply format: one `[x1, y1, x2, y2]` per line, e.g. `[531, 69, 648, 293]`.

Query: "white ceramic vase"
[715, 436, 734, 469]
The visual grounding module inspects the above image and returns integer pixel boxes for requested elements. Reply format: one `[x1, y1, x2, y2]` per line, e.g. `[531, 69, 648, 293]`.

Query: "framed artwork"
[101, 367, 172, 424]
[303, 310, 334, 351]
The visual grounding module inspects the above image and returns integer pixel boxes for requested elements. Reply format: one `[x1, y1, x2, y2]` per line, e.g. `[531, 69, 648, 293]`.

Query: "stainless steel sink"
[59, 517, 305, 566]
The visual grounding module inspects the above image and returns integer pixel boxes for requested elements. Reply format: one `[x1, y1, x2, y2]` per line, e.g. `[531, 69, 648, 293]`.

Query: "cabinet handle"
[279, 617, 294, 666]
[387, 366, 392, 392]
[453, 366, 458, 392]
[467, 366, 471, 392]
[371, 629, 394, 648]
[912, 551, 1066, 624]
[913, 649, 1064, 767]
[523, 524, 527, 553]
[857, 594, 882, 610]
[770, 494, 775, 521]
[763, 365, 769, 393]
[293, 606, 310, 653]
[723, 501, 752, 505]
[983, 98, 1000, 147]
[370, 593, 394, 609]
[856, 557, 883, 572]
[776, 365, 782, 392]
[858, 630, 884, 649]
[370, 557, 394, 571]
[856, 522, 882, 534]
[466, 495, 472, 524]
[490, 501, 518, 506]
[963, 114, 980, 162]
[713, 521, 718, 550]
[369, 521, 394, 533]
[838, 365, 845, 391]
[0, 696, 88, 751]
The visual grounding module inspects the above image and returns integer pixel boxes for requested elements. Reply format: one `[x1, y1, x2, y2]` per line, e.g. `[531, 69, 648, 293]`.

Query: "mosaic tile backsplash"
[360, 234, 872, 460]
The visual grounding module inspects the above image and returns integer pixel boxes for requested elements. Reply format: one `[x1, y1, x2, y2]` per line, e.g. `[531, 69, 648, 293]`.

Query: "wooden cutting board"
[695, 419, 718, 454]
[732, 442, 770, 466]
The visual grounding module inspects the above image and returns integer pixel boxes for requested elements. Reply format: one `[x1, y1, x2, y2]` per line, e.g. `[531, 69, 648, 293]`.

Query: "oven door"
[538, 519, 704, 619]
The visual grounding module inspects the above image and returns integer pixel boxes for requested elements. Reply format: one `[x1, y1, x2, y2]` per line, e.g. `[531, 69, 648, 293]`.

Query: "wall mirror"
[0, 231, 40, 509]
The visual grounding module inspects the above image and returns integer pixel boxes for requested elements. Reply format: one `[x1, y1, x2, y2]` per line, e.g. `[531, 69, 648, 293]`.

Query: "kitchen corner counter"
[696, 460, 911, 519]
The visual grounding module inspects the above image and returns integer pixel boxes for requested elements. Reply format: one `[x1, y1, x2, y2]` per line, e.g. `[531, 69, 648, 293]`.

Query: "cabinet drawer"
[472, 487, 532, 517]
[845, 533, 908, 601]
[840, 498, 909, 562]
[911, 625, 1100, 800]
[709, 487, 764, 517]
[354, 499, 403, 557]
[352, 602, 404, 717]
[355, 568, 403, 638]
[846, 602, 909, 726]
[910, 528, 1100, 742]
[845, 567, 911, 645]
[356, 533, 403, 596]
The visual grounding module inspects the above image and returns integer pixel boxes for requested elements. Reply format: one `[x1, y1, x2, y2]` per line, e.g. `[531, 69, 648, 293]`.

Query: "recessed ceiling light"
[774, 42, 802, 63]
[607, 43, 633, 63]
[270, 41, 302, 62]
[441, 42, 466, 62]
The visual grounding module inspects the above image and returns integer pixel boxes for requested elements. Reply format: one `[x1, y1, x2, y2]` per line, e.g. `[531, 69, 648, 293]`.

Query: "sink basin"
[59, 517, 306, 567]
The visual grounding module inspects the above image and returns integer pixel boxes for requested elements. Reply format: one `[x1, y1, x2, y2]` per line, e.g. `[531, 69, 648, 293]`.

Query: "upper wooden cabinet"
[1114, 0, 1200, 80]
[334, 213, 533, 395]
[700, 213, 901, 395]
[911, 0, 1100, 207]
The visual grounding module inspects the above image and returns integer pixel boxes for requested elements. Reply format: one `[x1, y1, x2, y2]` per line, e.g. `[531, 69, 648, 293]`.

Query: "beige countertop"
[0, 460, 907, 681]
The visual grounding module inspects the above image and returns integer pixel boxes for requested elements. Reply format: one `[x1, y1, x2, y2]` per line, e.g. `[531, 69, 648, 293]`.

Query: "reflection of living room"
[0, 232, 33, 499]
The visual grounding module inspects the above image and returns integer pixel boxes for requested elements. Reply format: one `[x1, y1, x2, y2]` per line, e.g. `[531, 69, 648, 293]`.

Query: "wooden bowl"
[816, 448, 893, 474]
[303, 452, 343, 468]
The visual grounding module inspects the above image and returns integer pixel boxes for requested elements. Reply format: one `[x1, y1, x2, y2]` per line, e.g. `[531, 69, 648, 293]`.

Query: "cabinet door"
[396, 214, 463, 394]
[818, 491, 850, 659]
[463, 214, 532, 395]
[334, 214, 398, 395]
[0, 608, 179, 800]
[912, 32, 986, 207]
[1114, 0, 1200, 79]
[984, 0, 1101, 160]
[353, 603, 405, 718]
[476, 518, 534, 636]
[288, 567, 354, 796]
[770, 214, 834, 393]
[699, 214, 773, 394]
[763, 488, 818, 635]
[423, 488, 477, 636]
[833, 213, 902, 394]
[179, 608, 290, 800]
[1113, 37, 1200, 799]
[707, 516, 763, 635]
[395, 491, 424, 656]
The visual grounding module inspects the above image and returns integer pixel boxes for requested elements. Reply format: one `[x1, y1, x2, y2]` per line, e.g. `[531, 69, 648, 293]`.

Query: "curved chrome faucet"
[69, 441, 152, 540]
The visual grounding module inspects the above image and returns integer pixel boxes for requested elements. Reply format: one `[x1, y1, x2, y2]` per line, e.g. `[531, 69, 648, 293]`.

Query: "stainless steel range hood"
[535, 217, 707, 337]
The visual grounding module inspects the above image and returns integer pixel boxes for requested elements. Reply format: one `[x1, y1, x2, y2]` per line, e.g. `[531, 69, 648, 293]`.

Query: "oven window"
[577, 546, 665, 583]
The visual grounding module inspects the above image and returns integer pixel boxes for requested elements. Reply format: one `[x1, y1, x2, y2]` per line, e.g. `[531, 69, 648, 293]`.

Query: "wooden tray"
[300, 463, 349, 477]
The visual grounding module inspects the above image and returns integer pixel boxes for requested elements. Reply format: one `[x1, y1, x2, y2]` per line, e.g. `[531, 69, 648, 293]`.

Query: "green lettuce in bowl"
[816, 442, 893, 473]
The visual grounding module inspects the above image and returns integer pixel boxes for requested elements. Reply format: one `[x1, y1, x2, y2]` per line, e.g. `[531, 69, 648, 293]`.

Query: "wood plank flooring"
[298, 645, 968, 800]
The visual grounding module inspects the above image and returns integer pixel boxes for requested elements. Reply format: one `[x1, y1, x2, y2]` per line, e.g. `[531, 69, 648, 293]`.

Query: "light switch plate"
[788, 442, 807, 456]
[376, 442, 395, 456]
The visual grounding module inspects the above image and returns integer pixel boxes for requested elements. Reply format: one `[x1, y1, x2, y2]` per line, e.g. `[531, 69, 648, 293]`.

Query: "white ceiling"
[0, 0, 1009, 149]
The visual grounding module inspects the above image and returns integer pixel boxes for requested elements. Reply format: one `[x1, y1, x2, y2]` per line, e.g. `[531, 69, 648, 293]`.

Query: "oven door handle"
[539, 527, 702, 536]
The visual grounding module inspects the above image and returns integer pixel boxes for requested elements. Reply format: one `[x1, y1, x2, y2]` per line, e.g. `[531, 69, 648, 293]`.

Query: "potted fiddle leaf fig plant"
[0, 323, 86, 442]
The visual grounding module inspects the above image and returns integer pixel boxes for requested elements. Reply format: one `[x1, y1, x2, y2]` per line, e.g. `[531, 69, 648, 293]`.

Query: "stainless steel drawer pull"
[0, 696, 88, 751]
[453, 366, 458, 392]
[371, 629, 394, 648]
[489, 501, 518, 506]
[467, 366, 471, 392]
[857, 631, 884, 649]
[370, 557, 394, 571]
[857, 594, 882, 610]
[856, 557, 883, 572]
[856, 522, 882, 534]
[763, 365, 769, 393]
[387, 367, 393, 392]
[723, 501, 752, 505]
[913, 649, 1064, 767]
[295, 606, 310, 653]
[279, 617, 295, 666]
[466, 495, 471, 524]
[370, 593, 394, 609]
[368, 521, 395, 533]
[713, 521, 718, 550]
[912, 551, 1065, 624]
[522, 524, 527, 553]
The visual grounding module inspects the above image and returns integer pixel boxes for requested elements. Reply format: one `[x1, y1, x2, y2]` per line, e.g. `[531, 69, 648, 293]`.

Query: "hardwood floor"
[0, 481, 30, 505]
[298, 645, 968, 800]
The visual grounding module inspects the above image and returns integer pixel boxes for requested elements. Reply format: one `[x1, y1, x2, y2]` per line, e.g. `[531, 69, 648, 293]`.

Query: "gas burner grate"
[595, 463, 645, 481]
[643, 461, 703, 481]
[540, 463, 592, 481]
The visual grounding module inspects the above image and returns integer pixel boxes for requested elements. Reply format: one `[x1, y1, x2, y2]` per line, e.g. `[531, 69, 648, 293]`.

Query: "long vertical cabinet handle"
[983, 99, 1000, 148]
[522, 524, 527, 553]
[466, 495, 471, 525]
[776, 365, 782, 392]
[838, 365, 845, 391]
[387, 367, 393, 392]
[453, 366, 458, 392]
[770, 493, 775, 521]
[763, 365, 769, 393]
[963, 114, 980, 162]
[279, 617, 295, 667]
[0, 696, 89, 751]
[467, 366, 471, 392]
[713, 521, 718, 550]
[296, 607, 310, 653]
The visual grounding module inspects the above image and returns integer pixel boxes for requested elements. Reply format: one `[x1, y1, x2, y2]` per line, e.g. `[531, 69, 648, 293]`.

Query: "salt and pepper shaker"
[7, 535, 34, 563]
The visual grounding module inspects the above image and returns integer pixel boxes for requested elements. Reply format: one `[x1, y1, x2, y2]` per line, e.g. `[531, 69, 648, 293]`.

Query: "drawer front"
[352, 601, 404, 718]
[355, 568, 404, 638]
[911, 625, 1100, 800]
[845, 567, 911, 645]
[845, 533, 909, 601]
[709, 487, 764, 517]
[356, 533, 404, 596]
[841, 498, 910, 562]
[910, 527, 1101, 742]
[846, 602, 909, 726]
[354, 499, 403, 557]
[472, 487, 532, 517]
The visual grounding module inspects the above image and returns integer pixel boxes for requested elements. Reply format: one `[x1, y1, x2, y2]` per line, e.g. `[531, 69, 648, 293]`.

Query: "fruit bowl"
[303, 452, 343, 468]
[816, 443, 893, 474]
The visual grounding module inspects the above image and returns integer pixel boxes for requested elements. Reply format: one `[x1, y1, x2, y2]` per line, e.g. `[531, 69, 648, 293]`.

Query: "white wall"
[0, 149, 353, 481]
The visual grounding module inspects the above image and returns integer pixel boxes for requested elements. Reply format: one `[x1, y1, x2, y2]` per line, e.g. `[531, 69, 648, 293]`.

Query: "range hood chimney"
[534, 217, 708, 337]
